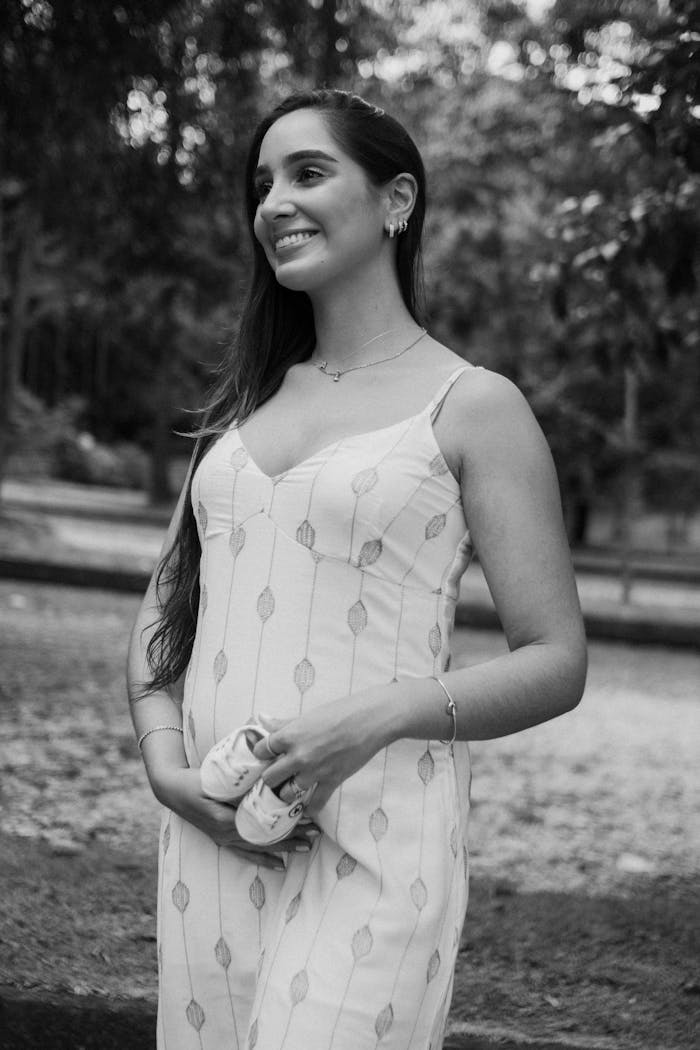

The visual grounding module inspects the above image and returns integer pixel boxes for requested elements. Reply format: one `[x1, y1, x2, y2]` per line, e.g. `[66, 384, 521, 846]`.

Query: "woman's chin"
[273, 262, 324, 293]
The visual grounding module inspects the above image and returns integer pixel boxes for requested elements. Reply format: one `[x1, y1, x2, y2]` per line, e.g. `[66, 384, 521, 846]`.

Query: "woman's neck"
[309, 269, 419, 371]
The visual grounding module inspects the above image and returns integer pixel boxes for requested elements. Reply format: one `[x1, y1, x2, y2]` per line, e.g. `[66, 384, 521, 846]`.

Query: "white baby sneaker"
[200, 722, 273, 803]
[235, 777, 316, 846]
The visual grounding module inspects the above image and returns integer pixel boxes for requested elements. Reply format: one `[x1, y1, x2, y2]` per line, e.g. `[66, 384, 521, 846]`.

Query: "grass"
[1, 581, 699, 1048]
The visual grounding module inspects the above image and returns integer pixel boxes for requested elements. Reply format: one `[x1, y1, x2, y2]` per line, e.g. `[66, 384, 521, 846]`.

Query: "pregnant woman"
[128, 88, 587, 1050]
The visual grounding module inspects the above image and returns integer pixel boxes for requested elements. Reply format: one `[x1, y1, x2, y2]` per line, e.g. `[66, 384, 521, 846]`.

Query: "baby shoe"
[235, 777, 316, 846]
[200, 722, 273, 803]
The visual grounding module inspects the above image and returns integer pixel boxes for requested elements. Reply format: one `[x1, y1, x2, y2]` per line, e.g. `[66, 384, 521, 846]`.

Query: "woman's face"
[252, 108, 387, 294]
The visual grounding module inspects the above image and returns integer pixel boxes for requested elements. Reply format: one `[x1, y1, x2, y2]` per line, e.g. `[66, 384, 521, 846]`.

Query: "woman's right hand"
[151, 766, 319, 870]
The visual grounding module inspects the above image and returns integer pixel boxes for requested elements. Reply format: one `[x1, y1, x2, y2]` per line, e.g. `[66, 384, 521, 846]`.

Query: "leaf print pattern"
[249, 875, 265, 910]
[290, 969, 309, 1004]
[336, 853, 357, 879]
[256, 586, 275, 621]
[215, 937, 232, 969]
[351, 467, 379, 495]
[427, 949, 441, 983]
[417, 749, 435, 785]
[230, 525, 246, 558]
[186, 999, 205, 1030]
[369, 807, 388, 841]
[213, 649, 228, 682]
[158, 366, 476, 1049]
[375, 1003, 394, 1039]
[351, 925, 373, 960]
[347, 599, 368, 635]
[428, 623, 442, 657]
[171, 881, 189, 913]
[293, 657, 315, 693]
[357, 538, 383, 566]
[285, 893, 301, 923]
[296, 519, 316, 547]
[410, 878, 428, 911]
[425, 513, 446, 540]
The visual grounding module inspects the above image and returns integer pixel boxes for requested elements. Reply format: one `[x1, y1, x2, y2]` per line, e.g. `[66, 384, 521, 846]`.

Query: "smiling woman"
[127, 89, 587, 1050]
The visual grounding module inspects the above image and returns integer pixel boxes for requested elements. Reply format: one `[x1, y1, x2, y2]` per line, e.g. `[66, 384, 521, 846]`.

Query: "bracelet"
[432, 675, 458, 747]
[137, 725, 184, 752]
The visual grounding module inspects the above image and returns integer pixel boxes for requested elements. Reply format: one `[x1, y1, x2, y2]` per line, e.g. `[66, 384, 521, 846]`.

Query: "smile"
[274, 231, 318, 253]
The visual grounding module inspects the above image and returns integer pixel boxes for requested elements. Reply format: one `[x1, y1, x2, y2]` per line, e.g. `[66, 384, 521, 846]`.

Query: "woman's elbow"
[554, 632, 588, 714]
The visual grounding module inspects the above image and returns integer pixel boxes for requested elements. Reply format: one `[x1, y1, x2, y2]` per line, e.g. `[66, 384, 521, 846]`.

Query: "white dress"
[157, 365, 476, 1050]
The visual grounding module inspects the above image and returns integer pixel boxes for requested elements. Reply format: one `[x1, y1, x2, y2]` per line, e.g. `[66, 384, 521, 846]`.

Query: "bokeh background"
[1, 0, 699, 549]
[1, 3, 699, 1049]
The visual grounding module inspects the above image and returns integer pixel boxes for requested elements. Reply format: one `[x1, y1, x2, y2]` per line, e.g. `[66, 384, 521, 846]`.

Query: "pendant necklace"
[315, 327, 427, 382]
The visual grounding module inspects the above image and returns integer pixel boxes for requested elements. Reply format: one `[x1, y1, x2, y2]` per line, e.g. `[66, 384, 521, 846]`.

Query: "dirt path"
[1, 582, 699, 1048]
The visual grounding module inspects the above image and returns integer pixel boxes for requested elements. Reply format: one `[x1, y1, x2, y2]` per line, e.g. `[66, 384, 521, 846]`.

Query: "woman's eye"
[297, 167, 324, 184]
[255, 181, 271, 201]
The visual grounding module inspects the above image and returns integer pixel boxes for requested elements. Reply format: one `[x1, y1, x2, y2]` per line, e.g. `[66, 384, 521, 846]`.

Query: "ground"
[1, 581, 699, 1049]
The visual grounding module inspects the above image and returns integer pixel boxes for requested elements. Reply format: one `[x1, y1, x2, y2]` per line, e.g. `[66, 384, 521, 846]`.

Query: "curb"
[455, 599, 700, 649]
[1, 556, 699, 649]
[0, 987, 155, 1050]
[0, 988, 625, 1050]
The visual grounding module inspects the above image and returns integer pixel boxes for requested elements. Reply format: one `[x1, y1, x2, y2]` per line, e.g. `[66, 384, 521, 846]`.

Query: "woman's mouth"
[274, 231, 318, 254]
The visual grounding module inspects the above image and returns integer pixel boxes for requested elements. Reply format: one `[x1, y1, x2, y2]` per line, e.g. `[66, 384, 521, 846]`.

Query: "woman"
[128, 89, 587, 1050]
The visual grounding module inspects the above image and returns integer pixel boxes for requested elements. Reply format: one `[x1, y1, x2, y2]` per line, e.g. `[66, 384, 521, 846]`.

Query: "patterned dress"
[157, 365, 476, 1050]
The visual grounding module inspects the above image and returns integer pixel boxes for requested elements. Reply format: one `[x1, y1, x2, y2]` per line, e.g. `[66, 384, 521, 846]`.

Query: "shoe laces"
[247, 788, 279, 830]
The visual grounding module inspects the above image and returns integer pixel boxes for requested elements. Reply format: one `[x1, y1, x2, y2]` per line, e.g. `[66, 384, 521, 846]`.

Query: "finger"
[252, 735, 285, 761]
[256, 713, 288, 734]
[228, 846, 286, 871]
[306, 785, 335, 812]
[260, 758, 299, 789]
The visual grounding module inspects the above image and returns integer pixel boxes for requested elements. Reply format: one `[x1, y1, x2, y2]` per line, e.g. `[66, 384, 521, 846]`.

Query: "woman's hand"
[254, 690, 397, 811]
[150, 765, 320, 870]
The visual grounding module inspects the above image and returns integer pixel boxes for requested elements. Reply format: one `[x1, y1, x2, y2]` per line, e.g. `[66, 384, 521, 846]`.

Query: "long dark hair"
[140, 88, 427, 697]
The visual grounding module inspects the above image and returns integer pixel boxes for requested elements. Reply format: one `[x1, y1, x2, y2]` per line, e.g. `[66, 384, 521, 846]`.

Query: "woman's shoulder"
[433, 353, 546, 464]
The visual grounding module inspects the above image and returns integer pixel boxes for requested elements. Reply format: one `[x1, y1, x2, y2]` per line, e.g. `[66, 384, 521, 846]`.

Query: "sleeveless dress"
[157, 365, 477, 1050]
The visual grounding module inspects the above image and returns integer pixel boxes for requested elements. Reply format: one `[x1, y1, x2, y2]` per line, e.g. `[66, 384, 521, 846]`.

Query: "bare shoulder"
[443, 366, 552, 475]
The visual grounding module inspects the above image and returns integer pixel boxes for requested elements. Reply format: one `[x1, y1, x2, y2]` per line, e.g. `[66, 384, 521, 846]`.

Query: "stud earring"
[388, 222, 396, 239]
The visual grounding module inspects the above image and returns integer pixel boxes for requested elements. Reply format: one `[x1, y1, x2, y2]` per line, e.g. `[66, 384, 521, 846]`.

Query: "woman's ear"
[385, 172, 418, 227]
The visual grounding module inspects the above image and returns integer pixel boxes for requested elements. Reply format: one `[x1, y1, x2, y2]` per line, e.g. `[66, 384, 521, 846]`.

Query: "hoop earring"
[388, 222, 396, 239]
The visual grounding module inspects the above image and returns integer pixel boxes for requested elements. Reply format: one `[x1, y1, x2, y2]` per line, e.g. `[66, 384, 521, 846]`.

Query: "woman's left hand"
[252, 689, 396, 811]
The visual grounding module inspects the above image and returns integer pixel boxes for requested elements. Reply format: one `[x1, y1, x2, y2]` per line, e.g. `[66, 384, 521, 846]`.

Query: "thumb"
[256, 712, 287, 733]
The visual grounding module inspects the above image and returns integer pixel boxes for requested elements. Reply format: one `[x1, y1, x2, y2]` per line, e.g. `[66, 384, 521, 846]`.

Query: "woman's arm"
[256, 370, 587, 804]
[127, 469, 317, 867]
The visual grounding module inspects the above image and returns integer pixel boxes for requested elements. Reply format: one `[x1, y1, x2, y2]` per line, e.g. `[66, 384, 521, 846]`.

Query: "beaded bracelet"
[432, 675, 458, 747]
[137, 725, 184, 752]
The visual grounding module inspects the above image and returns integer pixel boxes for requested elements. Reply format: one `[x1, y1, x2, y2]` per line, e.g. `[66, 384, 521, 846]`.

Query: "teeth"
[275, 232, 315, 251]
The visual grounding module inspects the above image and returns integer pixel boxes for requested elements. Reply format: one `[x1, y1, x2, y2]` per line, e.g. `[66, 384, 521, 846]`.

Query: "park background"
[1, 2, 699, 1049]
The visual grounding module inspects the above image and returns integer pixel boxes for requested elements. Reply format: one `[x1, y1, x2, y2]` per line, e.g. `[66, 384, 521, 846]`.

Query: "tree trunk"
[0, 203, 39, 504]
[618, 365, 639, 605]
[148, 287, 177, 505]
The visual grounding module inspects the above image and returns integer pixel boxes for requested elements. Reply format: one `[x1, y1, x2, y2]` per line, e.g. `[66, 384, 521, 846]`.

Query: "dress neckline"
[234, 364, 473, 483]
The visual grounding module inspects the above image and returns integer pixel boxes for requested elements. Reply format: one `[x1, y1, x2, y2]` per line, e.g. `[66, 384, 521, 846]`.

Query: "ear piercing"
[387, 218, 409, 239]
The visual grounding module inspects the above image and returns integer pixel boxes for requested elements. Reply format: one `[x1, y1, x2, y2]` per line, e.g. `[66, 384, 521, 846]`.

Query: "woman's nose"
[259, 182, 295, 221]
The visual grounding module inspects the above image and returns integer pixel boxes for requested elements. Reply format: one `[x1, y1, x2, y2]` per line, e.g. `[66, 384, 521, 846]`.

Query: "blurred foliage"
[1, 0, 698, 537]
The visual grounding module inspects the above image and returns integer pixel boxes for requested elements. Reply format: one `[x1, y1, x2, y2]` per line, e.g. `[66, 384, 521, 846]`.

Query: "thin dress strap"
[426, 364, 476, 423]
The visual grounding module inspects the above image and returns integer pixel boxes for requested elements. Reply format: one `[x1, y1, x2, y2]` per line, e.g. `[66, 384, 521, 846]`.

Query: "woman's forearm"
[381, 639, 587, 746]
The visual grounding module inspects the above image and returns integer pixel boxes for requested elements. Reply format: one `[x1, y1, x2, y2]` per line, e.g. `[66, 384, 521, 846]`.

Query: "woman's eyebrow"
[254, 149, 339, 177]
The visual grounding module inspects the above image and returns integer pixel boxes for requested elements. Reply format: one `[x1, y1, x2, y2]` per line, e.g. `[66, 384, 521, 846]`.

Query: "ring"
[262, 737, 281, 759]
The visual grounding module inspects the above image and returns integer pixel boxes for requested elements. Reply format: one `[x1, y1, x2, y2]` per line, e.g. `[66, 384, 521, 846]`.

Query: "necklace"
[315, 328, 427, 382]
